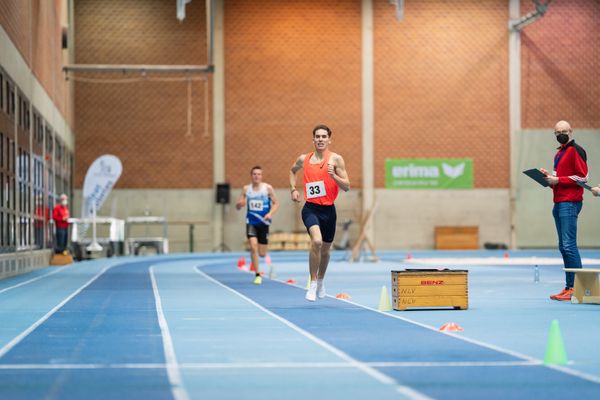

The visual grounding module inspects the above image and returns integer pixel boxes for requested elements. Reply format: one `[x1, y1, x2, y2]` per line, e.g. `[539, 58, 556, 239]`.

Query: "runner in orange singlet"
[289, 125, 350, 301]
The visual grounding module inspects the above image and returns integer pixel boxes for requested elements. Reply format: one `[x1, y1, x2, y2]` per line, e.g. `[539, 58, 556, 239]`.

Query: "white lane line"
[334, 297, 600, 385]
[404, 257, 600, 266]
[0, 363, 166, 369]
[396, 386, 434, 400]
[0, 360, 542, 370]
[0, 265, 113, 359]
[0, 266, 72, 295]
[194, 267, 431, 400]
[273, 276, 600, 385]
[179, 360, 541, 368]
[149, 266, 189, 400]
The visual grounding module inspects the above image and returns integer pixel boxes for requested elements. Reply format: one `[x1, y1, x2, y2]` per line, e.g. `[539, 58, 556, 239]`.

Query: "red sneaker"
[554, 288, 574, 302]
[550, 288, 568, 300]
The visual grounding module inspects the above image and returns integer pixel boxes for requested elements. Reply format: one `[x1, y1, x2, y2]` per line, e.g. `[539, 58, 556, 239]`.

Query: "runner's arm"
[329, 154, 350, 192]
[265, 184, 279, 220]
[289, 155, 304, 202]
[235, 186, 247, 210]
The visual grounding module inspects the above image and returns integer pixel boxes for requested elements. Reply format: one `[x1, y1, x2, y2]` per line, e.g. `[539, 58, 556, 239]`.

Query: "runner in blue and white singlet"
[245, 183, 272, 226]
[235, 166, 279, 285]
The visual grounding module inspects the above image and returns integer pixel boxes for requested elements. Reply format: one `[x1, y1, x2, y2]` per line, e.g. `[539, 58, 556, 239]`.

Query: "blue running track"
[0, 251, 599, 399]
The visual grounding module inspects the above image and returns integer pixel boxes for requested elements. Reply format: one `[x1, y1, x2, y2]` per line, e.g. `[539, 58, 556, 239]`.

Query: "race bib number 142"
[248, 200, 264, 211]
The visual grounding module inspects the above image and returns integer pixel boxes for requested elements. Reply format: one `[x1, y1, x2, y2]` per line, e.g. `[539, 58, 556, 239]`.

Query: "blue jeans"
[552, 201, 583, 288]
[55, 227, 68, 254]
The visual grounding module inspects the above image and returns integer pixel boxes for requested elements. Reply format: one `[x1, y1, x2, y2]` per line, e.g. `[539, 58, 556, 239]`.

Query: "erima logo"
[391, 163, 466, 179]
[442, 163, 465, 179]
[392, 164, 439, 178]
[421, 280, 444, 285]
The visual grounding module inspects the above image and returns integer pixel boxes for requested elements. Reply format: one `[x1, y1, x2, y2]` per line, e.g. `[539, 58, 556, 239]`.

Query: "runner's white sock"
[317, 279, 326, 298]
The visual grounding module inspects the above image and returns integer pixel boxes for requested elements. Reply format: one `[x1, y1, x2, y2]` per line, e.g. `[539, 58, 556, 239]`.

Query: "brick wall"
[521, 0, 600, 129]
[224, 0, 363, 188]
[73, 0, 212, 188]
[374, 0, 509, 188]
[71, 0, 598, 191]
[0, 0, 68, 118]
[0, 0, 30, 63]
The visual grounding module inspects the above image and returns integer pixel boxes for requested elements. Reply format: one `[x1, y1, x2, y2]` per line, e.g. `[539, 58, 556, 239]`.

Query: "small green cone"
[544, 319, 568, 365]
[378, 285, 393, 312]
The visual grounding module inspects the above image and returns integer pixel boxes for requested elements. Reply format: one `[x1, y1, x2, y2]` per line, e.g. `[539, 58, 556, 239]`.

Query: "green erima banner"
[385, 158, 473, 189]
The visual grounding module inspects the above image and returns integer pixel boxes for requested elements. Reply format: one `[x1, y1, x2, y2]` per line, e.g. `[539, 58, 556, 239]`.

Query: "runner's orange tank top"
[303, 151, 339, 206]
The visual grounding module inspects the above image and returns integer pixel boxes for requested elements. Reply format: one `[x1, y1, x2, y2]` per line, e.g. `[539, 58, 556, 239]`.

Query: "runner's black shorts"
[301, 202, 337, 243]
[246, 224, 269, 245]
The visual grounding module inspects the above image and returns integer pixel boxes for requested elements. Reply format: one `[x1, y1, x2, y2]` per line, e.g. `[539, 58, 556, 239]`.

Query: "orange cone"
[286, 279, 297, 284]
[503, 252, 509, 258]
[336, 293, 351, 299]
[237, 257, 246, 268]
[405, 252, 412, 260]
[439, 322, 464, 332]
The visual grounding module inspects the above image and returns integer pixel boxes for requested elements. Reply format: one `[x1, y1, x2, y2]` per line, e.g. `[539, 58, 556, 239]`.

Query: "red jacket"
[552, 140, 588, 203]
[52, 205, 70, 229]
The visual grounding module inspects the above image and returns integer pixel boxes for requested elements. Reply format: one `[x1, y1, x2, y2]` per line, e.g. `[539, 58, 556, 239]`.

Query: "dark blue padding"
[0, 368, 171, 400]
[0, 260, 173, 399]
[379, 366, 600, 400]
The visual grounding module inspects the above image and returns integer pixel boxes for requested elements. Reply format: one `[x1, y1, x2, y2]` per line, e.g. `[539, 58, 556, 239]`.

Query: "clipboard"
[576, 181, 593, 191]
[523, 169, 550, 187]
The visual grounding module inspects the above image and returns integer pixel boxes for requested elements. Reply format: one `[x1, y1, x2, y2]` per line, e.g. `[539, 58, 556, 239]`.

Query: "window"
[18, 94, 30, 130]
[33, 111, 44, 145]
[0, 77, 74, 253]
[5, 79, 15, 117]
[0, 70, 4, 112]
[18, 147, 32, 249]
[33, 155, 46, 248]
[0, 135, 16, 252]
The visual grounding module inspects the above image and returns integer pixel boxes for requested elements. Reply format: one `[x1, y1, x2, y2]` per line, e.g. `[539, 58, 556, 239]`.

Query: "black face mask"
[556, 133, 569, 145]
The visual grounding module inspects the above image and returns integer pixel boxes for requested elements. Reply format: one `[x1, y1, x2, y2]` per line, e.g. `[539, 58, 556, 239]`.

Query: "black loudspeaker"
[61, 27, 68, 49]
[216, 183, 230, 204]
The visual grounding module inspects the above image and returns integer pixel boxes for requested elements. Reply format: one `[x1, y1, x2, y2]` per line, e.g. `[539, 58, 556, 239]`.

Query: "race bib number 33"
[306, 181, 326, 199]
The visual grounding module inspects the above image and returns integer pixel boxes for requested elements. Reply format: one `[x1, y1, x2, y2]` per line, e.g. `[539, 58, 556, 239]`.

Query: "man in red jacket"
[540, 120, 588, 301]
[52, 194, 70, 254]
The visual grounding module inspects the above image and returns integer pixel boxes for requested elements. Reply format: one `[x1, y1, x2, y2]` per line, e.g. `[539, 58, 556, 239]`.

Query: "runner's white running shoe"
[306, 281, 317, 302]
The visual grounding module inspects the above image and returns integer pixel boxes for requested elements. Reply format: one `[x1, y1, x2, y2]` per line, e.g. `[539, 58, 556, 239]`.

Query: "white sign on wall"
[81, 155, 123, 219]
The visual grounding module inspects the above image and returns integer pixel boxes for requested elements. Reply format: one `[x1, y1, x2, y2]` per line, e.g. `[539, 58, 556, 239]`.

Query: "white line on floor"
[0, 265, 114, 359]
[149, 266, 189, 400]
[194, 267, 432, 400]
[0, 360, 541, 370]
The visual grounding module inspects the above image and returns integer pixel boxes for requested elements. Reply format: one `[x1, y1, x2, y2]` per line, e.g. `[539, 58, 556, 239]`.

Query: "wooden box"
[392, 269, 468, 311]
[50, 253, 74, 266]
[435, 226, 479, 250]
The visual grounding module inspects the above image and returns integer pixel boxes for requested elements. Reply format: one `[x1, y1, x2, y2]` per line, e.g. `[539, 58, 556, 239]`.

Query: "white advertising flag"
[81, 155, 123, 219]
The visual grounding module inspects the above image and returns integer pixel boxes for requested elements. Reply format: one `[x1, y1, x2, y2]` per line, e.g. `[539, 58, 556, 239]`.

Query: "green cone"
[378, 285, 392, 312]
[544, 319, 568, 365]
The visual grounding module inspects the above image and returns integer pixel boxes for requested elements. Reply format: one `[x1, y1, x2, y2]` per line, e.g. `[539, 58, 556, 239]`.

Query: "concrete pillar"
[508, 0, 521, 249]
[212, 0, 226, 250]
[361, 0, 375, 245]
